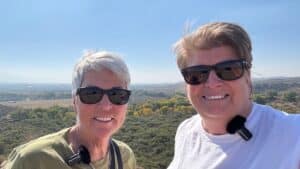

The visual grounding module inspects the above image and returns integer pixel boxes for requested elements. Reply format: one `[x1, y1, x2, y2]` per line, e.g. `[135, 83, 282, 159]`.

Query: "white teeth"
[206, 95, 225, 100]
[95, 117, 112, 122]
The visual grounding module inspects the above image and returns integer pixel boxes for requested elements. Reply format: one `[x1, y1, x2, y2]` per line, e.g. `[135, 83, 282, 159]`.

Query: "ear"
[72, 95, 76, 105]
[72, 96, 77, 113]
[185, 83, 192, 103]
[245, 70, 252, 95]
[246, 70, 252, 85]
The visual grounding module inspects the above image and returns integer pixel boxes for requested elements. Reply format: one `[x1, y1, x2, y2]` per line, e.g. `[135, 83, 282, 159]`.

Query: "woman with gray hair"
[2, 51, 136, 169]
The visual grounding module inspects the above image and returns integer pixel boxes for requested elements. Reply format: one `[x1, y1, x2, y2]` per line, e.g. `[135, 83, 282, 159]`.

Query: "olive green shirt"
[2, 128, 136, 169]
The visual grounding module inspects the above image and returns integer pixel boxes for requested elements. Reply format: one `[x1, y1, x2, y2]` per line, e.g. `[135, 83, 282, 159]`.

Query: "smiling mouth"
[203, 94, 229, 100]
[94, 117, 113, 122]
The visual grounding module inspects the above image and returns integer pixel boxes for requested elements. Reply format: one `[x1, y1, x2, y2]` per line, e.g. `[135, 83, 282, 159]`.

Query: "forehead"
[187, 46, 239, 67]
[81, 69, 125, 88]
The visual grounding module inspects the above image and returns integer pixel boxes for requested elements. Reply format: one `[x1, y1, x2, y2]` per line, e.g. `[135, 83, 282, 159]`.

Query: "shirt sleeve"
[167, 120, 187, 169]
[124, 148, 136, 169]
[117, 140, 137, 169]
[2, 148, 70, 169]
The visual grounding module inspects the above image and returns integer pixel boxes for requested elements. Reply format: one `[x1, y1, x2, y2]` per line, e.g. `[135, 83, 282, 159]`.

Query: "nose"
[97, 94, 113, 110]
[204, 70, 223, 88]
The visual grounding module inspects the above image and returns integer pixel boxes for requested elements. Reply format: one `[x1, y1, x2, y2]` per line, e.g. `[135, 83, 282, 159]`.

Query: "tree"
[283, 92, 297, 102]
[0, 142, 4, 154]
[266, 91, 278, 101]
[253, 94, 267, 104]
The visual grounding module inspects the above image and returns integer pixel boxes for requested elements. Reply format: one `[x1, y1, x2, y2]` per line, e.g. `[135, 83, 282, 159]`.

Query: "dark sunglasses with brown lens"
[181, 59, 250, 85]
[76, 86, 131, 105]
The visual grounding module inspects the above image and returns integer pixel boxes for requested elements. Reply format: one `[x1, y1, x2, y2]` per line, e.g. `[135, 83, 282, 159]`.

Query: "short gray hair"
[72, 50, 131, 96]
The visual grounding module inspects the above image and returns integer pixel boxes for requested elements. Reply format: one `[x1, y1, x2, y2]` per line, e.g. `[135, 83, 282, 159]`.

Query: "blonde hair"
[174, 22, 253, 69]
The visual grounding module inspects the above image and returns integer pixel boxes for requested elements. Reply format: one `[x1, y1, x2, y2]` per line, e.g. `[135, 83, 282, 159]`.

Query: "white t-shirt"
[168, 103, 300, 169]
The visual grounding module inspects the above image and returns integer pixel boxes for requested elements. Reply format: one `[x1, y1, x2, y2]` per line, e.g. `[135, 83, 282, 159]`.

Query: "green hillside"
[0, 78, 299, 168]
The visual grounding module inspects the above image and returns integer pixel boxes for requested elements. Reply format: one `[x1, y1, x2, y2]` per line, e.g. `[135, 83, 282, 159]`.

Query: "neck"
[68, 126, 110, 162]
[201, 102, 253, 135]
[201, 118, 228, 135]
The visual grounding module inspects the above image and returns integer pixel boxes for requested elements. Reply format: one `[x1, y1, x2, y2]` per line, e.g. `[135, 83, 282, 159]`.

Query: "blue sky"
[0, 0, 299, 84]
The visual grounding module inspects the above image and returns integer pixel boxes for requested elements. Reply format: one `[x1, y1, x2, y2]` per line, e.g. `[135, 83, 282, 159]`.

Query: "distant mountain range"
[0, 83, 71, 92]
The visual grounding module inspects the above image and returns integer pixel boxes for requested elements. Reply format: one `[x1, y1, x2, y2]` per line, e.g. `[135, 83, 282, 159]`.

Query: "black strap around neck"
[111, 140, 123, 169]
[109, 139, 123, 169]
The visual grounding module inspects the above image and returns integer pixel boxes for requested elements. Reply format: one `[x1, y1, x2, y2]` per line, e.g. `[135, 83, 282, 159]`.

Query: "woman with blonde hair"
[168, 22, 300, 169]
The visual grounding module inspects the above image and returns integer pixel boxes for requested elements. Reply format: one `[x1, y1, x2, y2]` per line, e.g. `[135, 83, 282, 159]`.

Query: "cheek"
[186, 85, 203, 108]
[77, 103, 91, 113]
[74, 97, 87, 112]
[187, 85, 200, 99]
[234, 79, 251, 100]
[77, 106, 90, 122]
[75, 102, 95, 122]
[116, 106, 127, 118]
[113, 106, 127, 128]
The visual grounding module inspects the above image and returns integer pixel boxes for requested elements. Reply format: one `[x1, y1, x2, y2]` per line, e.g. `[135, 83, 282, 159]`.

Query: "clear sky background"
[0, 0, 299, 84]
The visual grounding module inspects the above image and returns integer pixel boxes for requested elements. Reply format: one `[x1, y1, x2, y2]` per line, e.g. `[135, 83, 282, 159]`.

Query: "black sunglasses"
[76, 86, 131, 105]
[181, 59, 250, 85]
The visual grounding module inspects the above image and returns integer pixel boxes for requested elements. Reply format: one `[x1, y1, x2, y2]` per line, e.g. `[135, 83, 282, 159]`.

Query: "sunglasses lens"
[78, 87, 103, 104]
[182, 67, 210, 85]
[108, 89, 131, 105]
[77, 87, 131, 105]
[216, 61, 244, 80]
[181, 60, 247, 85]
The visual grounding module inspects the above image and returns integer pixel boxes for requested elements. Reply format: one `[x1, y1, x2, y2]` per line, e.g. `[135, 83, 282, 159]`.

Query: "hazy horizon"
[0, 76, 299, 86]
[1, 1, 300, 84]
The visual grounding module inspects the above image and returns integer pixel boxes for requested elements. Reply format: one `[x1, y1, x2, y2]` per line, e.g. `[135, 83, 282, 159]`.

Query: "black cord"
[66, 139, 123, 169]
[111, 140, 123, 169]
[109, 140, 116, 169]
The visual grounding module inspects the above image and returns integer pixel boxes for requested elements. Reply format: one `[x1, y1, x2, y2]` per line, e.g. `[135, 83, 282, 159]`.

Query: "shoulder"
[13, 128, 69, 155]
[4, 128, 71, 169]
[177, 114, 200, 134]
[255, 103, 300, 154]
[255, 103, 300, 135]
[112, 139, 136, 168]
[173, 114, 200, 143]
[257, 103, 300, 126]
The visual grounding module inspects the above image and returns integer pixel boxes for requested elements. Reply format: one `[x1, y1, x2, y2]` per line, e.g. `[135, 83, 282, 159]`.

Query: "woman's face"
[185, 45, 252, 123]
[73, 69, 128, 139]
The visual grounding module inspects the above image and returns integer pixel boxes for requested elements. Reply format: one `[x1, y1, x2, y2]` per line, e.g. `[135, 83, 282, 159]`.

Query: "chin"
[200, 108, 231, 118]
[91, 127, 116, 138]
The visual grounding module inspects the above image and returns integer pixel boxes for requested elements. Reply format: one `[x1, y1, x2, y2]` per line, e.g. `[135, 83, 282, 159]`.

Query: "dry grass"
[0, 99, 72, 109]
